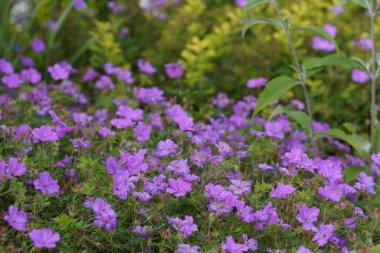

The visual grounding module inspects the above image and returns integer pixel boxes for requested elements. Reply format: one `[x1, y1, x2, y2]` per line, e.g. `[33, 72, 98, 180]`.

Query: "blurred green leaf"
[351, 0, 370, 8]
[316, 129, 370, 160]
[243, 17, 281, 37]
[302, 54, 358, 70]
[268, 105, 287, 121]
[244, 0, 270, 12]
[369, 245, 380, 253]
[287, 111, 311, 134]
[253, 76, 300, 116]
[293, 26, 339, 51]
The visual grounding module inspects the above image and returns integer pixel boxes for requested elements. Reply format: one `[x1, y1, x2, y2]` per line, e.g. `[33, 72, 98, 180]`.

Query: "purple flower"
[213, 93, 231, 109]
[221, 234, 257, 253]
[354, 172, 375, 194]
[29, 228, 60, 248]
[74, 0, 87, 10]
[21, 68, 41, 84]
[117, 69, 133, 84]
[371, 153, 380, 165]
[137, 58, 156, 75]
[34, 171, 60, 194]
[134, 86, 164, 105]
[228, 180, 251, 195]
[95, 75, 115, 91]
[166, 178, 192, 197]
[4, 205, 28, 232]
[270, 183, 295, 199]
[176, 244, 201, 253]
[2, 73, 23, 88]
[323, 24, 337, 38]
[318, 185, 341, 202]
[32, 125, 59, 142]
[0, 59, 14, 74]
[296, 246, 313, 253]
[98, 127, 115, 138]
[168, 215, 198, 237]
[19, 56, 35, 67]
[154, 139, 178, 157]
[134, 121, 152, 142]
[91, 198, 118, 231]
[166, 159, 190, 176]
[331, 5, 344, 16]
[112, 171, 139, 199]
[352, 69, 369, 84]
[110, 118, 134, 129]
[235, 0, 247, 8]
[355, 38, 373, 51]
[48, 63, 70, 80]
[31, 39, 46, 52]
[83, 68, 99, 82]
[312, 224, 335, 247]
[6, 157, 26, 179]
[174, 115, 194, 131]
[131, 225, 150, 238]
[296, 204, 319, 231]
[165, 62, 184, 78]
[246, 77, 267, 89]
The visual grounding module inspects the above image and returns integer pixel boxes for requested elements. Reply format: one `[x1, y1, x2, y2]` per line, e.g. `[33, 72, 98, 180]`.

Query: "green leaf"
[369, 245, 380, 253]
[243, 17, 281, 37]
[244, 0, 270, 12]
[374, 122, 380, 153]
[286, 111, 311, 134]
[268, 105, 287, 121]
[351, 0, 370, 8]
[316, 129, 370, 160]
[70, 37, 98, 64]
[302, 54, 358, 70]
[292, 26, 339, 51]
[344, 166, 370, 182]
[253, 76, 300, 116]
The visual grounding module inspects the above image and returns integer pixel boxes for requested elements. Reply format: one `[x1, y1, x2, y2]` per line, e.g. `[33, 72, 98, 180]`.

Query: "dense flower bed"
[0, 0, 380, 252]
[0, 57, 378, 252]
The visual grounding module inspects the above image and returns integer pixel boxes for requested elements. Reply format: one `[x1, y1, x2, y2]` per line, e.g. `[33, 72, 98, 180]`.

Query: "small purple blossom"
[312, 224, 335, 247]
[296, 204, 319, 231]
[165, 62, 184, 78]
[352, 69, 370, 84]
[166, 178, 192, 197]
[247, 77, 267, 89]
[31, 39, 46, 52]
[270, 183, 295, 199]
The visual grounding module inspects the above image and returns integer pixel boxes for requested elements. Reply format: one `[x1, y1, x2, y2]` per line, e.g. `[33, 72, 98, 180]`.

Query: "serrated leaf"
[316, 129, 370, 160]
[243, 17, 281, 37]
[286, 111, 311, 134]
[293, 26, 339, 51]
[253, 76, 300, 116]
[302, 54, 358, 70]
[244, 0, 270, 12]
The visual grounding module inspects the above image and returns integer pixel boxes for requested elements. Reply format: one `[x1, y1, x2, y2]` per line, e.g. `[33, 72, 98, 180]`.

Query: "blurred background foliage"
[1, 0, 379, 135]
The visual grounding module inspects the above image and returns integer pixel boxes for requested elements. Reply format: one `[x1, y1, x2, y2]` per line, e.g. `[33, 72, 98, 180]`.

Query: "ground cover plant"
[0, 0, 380, 252]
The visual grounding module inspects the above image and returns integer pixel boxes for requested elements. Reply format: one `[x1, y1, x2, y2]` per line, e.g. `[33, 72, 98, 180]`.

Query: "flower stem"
[271, 0, 315, 148]
[366, 0, 377, 153]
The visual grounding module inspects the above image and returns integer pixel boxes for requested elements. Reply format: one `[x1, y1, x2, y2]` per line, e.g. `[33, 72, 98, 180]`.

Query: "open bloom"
[29, 228, 60, 248]
[270, 183, 295, 199]
[34, 171, 60, 194]
[4, 205, 28, 232]
[166, 178, 192, 197]
[296, 204, 319, 231]
[312, 224, 335, 247]
[165, 62, 184, 78]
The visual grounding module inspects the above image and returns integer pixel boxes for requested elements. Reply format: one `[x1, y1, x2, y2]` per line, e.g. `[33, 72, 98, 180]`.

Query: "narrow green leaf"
[243, 17, 281, 37]
[316, 129, 370, 160]
[70, 37, 97, 64]
[302, 54, 358, 70]
[286, 111, 311, 134]
[293, 26, 339, 51]
[253, 76, 300, 116]
[244, 0, 270, 12]
[46, 0, 75, 64]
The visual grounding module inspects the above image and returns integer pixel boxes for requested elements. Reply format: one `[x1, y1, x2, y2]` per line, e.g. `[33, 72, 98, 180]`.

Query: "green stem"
[271, 0, 315, 148]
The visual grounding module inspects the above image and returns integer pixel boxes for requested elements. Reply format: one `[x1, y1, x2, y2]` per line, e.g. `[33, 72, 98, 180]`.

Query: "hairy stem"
[271, 0, 315, 147]
[367, 0, 377, 152]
